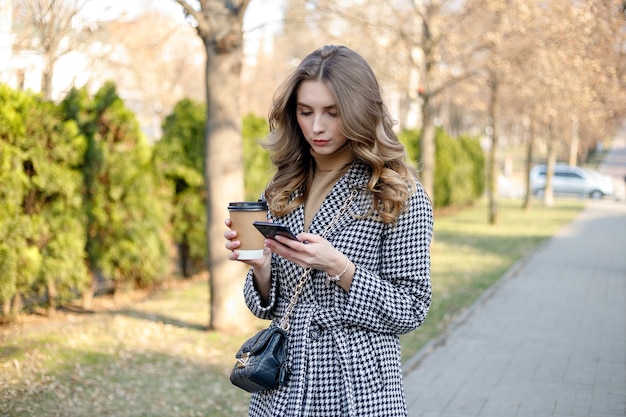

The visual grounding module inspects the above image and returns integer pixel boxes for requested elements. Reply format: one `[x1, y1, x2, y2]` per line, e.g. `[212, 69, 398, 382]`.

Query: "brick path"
[404, 134, 626, 417]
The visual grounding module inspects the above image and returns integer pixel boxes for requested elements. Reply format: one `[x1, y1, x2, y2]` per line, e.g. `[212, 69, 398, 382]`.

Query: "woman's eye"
[299, 111, 312, 116]
[328, 112, 337, 117]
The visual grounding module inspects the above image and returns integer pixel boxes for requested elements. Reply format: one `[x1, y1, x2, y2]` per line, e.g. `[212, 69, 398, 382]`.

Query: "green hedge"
[399, 128, 485, 209]
[0, 85, 89, 314]
[1, 83, 169, 317]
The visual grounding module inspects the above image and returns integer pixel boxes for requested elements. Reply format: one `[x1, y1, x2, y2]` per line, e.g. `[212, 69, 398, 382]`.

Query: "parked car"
[530, 164, 614, 199]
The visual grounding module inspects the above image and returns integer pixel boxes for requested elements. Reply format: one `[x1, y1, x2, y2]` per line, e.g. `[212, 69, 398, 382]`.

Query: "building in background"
[0, 1, 205, 142]
[0, 0, 14, 85]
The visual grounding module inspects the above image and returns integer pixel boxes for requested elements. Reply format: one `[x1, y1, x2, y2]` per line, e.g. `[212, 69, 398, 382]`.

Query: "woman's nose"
[312, 115, 324, 134]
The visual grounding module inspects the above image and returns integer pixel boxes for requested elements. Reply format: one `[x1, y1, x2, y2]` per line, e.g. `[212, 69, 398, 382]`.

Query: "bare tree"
[514, 0, 625, 206]
[275, 0, 626, 211]
[461, 0, 532, 223]
[14, 0, 88, 100]
[173, 0, 253, 333]
[374, 0, 491, 200]
[276, 0, 456, 199]
[445, 0, 626, 211]
[87, 11, 205, 140]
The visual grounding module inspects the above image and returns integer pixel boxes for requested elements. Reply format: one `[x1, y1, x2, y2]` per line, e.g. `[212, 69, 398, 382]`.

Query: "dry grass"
[1, 278, 254, 417]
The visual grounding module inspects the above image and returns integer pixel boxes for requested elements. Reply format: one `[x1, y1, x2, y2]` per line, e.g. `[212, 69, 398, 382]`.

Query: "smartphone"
[253, 221, 299, 241]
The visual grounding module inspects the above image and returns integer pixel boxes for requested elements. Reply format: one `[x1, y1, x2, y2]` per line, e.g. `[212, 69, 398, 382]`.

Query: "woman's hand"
[264, 233, 335, 269]
[224, 218, 269, 267]
[224, 219, 272, 300]
[266, 233, 354, 291]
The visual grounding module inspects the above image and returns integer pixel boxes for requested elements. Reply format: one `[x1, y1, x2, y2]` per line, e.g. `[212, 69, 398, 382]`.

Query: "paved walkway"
[404, 134, 626, 417]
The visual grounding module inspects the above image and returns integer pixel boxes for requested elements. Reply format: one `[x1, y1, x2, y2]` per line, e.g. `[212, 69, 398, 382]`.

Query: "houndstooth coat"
[243, 161, 433, 417]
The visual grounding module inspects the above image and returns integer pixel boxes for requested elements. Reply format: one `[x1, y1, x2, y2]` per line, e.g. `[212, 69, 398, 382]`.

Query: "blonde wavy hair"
[263, 45, 418, 224]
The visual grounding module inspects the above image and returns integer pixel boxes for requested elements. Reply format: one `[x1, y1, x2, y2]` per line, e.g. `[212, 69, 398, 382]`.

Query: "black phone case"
[253, 221, 299, 241]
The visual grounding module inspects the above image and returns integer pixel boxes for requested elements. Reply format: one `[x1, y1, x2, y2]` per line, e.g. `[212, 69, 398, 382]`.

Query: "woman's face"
[296, 80, 349, 156]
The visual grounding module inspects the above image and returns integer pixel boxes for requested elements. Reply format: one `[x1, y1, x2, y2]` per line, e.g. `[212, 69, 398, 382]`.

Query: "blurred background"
[1, 0, 624, 323]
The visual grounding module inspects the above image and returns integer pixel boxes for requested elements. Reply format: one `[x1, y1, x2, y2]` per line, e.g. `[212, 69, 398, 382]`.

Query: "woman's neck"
[312, 143, 355, 173]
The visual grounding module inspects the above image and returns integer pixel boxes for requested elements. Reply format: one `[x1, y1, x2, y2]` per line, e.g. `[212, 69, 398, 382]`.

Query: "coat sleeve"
[243, 258, 279, 320]
[341, 184, 433, 335]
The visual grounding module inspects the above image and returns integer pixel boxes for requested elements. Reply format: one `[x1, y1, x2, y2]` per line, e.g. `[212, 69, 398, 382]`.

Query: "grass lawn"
[0, 198, 585, 417]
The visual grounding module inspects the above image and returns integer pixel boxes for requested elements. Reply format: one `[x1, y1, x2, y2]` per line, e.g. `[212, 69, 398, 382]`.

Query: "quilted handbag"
[229, 326, 290, 393]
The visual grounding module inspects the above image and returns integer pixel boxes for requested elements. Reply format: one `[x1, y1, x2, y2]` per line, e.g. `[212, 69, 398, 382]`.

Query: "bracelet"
[325, 255, 350, 285]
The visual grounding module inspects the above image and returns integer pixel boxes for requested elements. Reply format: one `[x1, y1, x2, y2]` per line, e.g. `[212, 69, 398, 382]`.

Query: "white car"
[530, 164, 614, 199]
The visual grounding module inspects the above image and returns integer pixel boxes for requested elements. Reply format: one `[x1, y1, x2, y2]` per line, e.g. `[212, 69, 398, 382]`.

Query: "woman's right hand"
[224, 219, 270, 268]
[225, 218, 272, 301]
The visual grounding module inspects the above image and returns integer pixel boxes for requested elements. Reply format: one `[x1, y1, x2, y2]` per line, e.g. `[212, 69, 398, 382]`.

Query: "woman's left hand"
[266, 233, 344, 274]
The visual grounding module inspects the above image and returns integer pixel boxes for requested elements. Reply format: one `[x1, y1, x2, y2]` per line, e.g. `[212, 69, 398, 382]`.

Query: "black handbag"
[229, 326, 290, 393]
[228, 265, 312, 393]
[229, 190, 357, 393]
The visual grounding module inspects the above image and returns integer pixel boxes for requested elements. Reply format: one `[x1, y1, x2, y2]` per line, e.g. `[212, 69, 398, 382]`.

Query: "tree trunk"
[174, 0, 253, 333]
[81, 272, 95, 311]
[179, 240, 191, 278]
[202, 39, 253, 333]
[46, 278, 57, 316]
[11, 293, 22, 316]
[522, 116, 535, 210]
[420, 96, 435, 201]
[487, 75, 500, 225]
[569, 116, 579, 166]
[2, 297, 10, 317]
[544, 118, 557, 207]
[42, 59, 53, 101]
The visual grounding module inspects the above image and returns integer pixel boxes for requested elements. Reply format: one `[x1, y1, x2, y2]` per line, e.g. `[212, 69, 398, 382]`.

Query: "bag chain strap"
[279, 189, 358, 331]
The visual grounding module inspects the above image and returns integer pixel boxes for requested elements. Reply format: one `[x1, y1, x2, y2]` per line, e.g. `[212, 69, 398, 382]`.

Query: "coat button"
[309, 325, 323, 340]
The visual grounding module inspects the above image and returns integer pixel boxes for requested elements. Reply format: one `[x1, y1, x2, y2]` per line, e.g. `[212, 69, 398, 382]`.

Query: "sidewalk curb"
[402, 234, 555, 375]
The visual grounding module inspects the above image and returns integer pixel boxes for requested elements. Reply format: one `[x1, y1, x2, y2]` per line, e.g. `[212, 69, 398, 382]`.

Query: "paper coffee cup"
[228, 201, 268, 260]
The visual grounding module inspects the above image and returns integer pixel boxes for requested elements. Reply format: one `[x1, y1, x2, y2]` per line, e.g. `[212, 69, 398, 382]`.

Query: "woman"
[225, 45, 433, 417]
